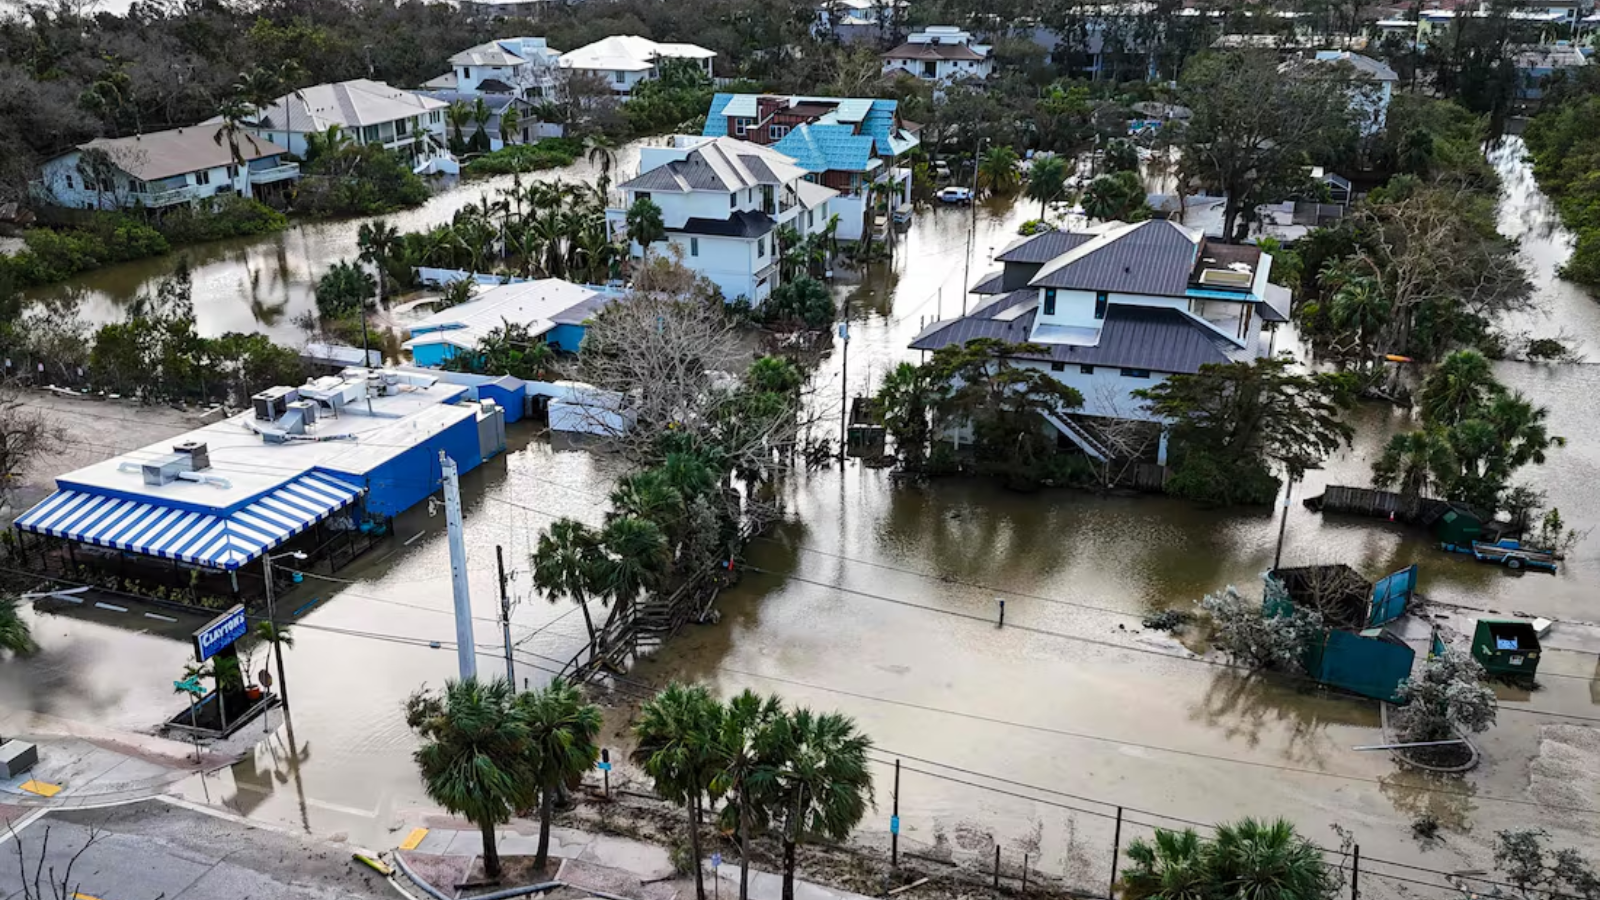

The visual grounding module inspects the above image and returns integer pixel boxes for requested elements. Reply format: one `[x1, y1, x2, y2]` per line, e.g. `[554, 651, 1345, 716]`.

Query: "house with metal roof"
[32, 126, 298, 210]
[882, 26, 993, 84]
[10, 368, 505, 601]
[404, 279, 613, 366]
[559, 35, 715, 94]
[215, 79, 451, 165]
[703, 94, 919, 241]
[607, 135, 838, 303]
[423, 37, 563, 101]
[1280, 51, 1398, 135]
[910, 221, 1291, 461]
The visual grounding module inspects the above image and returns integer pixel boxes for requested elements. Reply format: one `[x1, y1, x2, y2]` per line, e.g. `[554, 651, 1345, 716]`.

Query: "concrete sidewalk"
[404, 825, 876, 900]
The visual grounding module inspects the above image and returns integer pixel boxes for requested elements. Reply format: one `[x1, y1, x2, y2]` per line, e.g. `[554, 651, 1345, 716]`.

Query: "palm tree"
[446, 101, 473, 155]
[625, 197, 666, 262]
[515, 678, 602, 871]
[1418, 349, 1497, 427]
[1373, 429, 1452, 518]
[500, 105, 521, 147]
[253, 620, 293, 705]
[712, 690, 785, 900]
[302, 125, 350, 167]
[0, 595, 38, 656]
[593, 516, 670, 643]
[976, 145, 1022, 195]
[212, 94, 260, 167]
[1025, 155, 1069, 218]
[1206, 818, 1333, 900]
[586, 135, 618, 197]
[609, 470, 685, 529]
[470, 98, 494, 154]
[1328, 275, 1390, 366]
[876, 361, 946, 471]
[357, 219, 402, 304]
[531, 518, 603, 659]
[233, 66, 284, 115]
[1120, 828, 1208, 900]
[770, 709, 874, 900]
[404, 678, 537, 880]
[633, 683, 726, 900]
[315, 260, 376, 320]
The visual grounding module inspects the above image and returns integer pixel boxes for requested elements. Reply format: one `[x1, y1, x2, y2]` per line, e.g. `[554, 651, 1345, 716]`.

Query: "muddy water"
[19, 144, 648, 342]
[3, 141, 1597, 880]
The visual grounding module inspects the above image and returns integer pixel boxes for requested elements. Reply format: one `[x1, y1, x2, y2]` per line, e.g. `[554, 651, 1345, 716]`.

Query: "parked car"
[937, 186, 973, 204]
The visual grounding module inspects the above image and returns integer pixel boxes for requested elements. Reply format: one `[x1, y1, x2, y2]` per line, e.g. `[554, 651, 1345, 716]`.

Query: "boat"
[1442, 538, 1558, 573]
[937, 186, 973, 205]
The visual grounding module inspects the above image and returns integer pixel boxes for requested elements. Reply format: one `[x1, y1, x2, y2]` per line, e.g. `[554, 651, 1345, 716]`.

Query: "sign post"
[174, 677, 206, 762]
[597, 748, 612, 798]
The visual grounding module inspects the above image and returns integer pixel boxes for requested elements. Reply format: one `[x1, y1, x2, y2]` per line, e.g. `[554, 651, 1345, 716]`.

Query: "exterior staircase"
[1043, 411, 1112, 461]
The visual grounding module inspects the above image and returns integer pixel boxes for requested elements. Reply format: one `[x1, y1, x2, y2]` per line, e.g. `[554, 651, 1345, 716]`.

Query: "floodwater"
[18, 145, 648, 343]
[3, 138, 1597, 888]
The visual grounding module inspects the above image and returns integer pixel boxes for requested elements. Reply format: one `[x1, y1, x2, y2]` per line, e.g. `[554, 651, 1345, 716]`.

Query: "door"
[1367, 564, 1416, 627]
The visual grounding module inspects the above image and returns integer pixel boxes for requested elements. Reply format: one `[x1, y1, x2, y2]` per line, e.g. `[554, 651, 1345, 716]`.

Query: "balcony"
[135, 185, 199, 207]
[248, 163, 300, 184]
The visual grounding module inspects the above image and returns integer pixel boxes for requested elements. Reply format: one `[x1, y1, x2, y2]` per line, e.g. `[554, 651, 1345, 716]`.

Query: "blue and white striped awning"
[14, 472, 363, 571]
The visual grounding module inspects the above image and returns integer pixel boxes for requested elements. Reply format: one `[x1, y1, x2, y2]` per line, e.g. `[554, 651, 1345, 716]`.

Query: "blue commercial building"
[404, 279, 615, 368]
[11, 369, 506, 595]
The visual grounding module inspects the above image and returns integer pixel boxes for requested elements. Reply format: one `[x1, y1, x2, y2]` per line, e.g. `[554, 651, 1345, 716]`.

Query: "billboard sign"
[194, 605, 248, 662]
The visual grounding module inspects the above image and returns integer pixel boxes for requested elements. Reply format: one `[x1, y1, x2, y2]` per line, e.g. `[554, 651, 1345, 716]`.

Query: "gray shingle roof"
[78, 128, 289, 181]
[1031, 220, 1200, 296]
[995, 229, 1095, 263]
[909, 294, 1232, 374]
[667, 209, 775, 238]
[617, 137, 808, 193]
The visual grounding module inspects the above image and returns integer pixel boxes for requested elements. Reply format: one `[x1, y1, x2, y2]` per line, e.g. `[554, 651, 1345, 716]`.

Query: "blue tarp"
[15, 472, 363, 570]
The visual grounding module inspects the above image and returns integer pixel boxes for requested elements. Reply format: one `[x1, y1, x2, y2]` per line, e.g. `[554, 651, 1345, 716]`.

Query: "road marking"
[0, 808, 50, 845]
[404, 531, 427, 546]
[73, 893, 104, 900]
[143, 612, 177, 622]
[398, 827, 429, 851]
[19, 780, 62, 797]
[93, 603, 127, 612]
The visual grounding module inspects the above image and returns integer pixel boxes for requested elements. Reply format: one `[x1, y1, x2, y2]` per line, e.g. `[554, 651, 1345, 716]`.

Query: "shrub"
[1202, 581, 1323, 672]
[1392, 646, 1497, 743]
[0, 213, 169, 287]
[296, 145, 430, 217]
[463, 137, 582, 176]
[155, 195, 288, 243]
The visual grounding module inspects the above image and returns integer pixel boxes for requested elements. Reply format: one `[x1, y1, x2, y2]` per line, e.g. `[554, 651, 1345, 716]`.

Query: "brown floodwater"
[3, 138, 1596, 890]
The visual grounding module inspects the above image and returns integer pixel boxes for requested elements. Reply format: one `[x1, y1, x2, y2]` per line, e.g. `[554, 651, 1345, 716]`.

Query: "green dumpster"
[1471, 619, 1541, 677]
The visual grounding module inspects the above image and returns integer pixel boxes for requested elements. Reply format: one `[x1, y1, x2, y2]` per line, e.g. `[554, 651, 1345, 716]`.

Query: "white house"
[911, 221, 1291, 462]
[32, 126, 298, 210]
[881, 26, 994, 84]
[424, 37, 563, 100]
[1281, 51, 1398, 136]
[607, 136, 839, 303]
[559, 35, 715, 94]
[404, 279, 614, 367]
[221, 79, 451, 163]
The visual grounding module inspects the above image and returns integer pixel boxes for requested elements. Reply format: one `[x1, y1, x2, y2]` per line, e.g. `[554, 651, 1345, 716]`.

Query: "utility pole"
[838, 312, 850, 461]
[960, 135, 987, 316]
[262, 550, 303, 710]
[496, 545, 515, 684]
[441, 452, 477, 681]
[890, 759, 900, 868]
[1273, 477, 1295, 572]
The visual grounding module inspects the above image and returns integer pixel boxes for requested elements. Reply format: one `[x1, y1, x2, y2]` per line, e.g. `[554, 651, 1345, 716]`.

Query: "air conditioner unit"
[172, 440, 210, 471]
[287, 399, 319, 427]
[1198, 268, 1253, 288]
[253, 386, 299, 421]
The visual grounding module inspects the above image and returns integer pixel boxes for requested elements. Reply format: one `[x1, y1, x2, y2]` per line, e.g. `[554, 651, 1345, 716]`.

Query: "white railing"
[136, 185, 198, 207]
[248, 163, 300, 184]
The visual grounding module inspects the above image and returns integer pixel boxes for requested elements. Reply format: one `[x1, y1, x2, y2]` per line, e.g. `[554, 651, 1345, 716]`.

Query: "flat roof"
[53, 370, 473, 515]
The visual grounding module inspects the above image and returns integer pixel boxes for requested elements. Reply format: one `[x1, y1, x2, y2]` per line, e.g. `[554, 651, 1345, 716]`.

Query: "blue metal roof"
[703, 92, 735, 137]
[703, 95, 917, 166]
[15, 472, 363, 570]
[772, 124, 875, 173]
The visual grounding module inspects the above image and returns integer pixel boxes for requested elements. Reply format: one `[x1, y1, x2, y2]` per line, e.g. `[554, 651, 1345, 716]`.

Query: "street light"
[263, 549, 307, 710]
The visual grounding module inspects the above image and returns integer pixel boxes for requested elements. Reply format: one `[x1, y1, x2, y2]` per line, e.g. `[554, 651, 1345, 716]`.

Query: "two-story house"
[702, 94, 919, 242]
[910, 221, 1291, 462]
[424, 37, 563, 100]
[225, 79, 450, 165]
[881, 26, 994, 85]
[559, 35, 716, 95]
[33, 126, 298, 210]
[606, 136, 839, 303]
[1280, 51, 1398, 135]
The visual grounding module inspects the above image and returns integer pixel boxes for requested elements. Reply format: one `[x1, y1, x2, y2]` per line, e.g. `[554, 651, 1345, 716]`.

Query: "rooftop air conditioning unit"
[142, 453, 189, 486]
[253, 386, 299, 421]
[172, 440, 210, 471]
[1198, 268, 1253, 288]
[287, 399, 319, 427]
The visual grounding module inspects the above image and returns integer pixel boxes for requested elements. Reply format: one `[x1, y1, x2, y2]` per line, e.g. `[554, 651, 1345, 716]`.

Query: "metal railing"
[248, 163, 300, 184]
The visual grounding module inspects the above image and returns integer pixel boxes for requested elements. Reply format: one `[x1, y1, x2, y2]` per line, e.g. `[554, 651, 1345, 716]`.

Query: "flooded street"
[2, 137, 1596, 887]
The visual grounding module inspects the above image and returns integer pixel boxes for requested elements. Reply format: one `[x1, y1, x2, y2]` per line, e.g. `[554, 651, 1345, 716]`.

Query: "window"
[757, 238, 766, 258]
[1043, 288, 1057, 316]
[730, 193, 737, 209]
[636, 191, 651, 204]
[734, 117, 750, 136]
[1120, 368, 1151, 379]
[431, 111, 442, 124]
[922, 60, 937, 77]
[769, 124, 790, 140]
[65, 174, 74, 189]
[1079, 365, 1095, 375]
[690, 237, 699, 257]
[614, 70, 626, 84]
[464, 67, 472, 78]
[194, 170, 212, 186]
[226, 164, 238, 179]
[1094, 291, 1108, 320]
[1050, 361, 1065, 372]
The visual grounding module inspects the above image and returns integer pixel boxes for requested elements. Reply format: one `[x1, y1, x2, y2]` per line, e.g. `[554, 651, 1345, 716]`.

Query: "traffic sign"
[173, 677, 204, 696]
[890, 815, 900, 835]
[711, 852, 722, 868]
[596, 761, 612, 772]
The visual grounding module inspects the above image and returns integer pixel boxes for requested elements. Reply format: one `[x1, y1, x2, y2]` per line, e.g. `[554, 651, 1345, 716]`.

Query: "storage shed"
[1471, 619, 1542, 677]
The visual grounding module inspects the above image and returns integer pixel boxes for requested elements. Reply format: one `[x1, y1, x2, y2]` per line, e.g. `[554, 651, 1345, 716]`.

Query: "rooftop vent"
[172, 440, 210, 471]
[253, 386, 299, 422]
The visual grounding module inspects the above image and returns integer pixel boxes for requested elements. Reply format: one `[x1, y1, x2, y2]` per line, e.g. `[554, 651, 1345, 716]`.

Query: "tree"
[314, 260, 376, 320]
[253, 621, 292, 705]
[469, 98, 494, 154]
[1372, 429, 1452, 518]
[211, 94, 261, 167]
[712, 690, 785, 900]
[356, 220, 401, 304]
[633, 684, 726, 900]
[975, 145, 1022, 195]
[1175, 51, 1358, 241]
[585, 134, 618, 196]
[1493, 829, 1600, 900]
[769, 709, 875, 900]
[404, 678, 537, 880]
[0, 594, 38, 656]
[1122, 819, 1335, 900]
[593, 516, 670, 640]
[1417, 349, 1496, 427]
[626, 197, 666, 260]
[930, 338, 1085, 488]
[1081, 171, 1151, 222]
[1136, 356, 1356, 506]
[531, 518, 603, 661]
[1392, 646, 1497, 743]
[1103, 138, 1140, 174]
[1202, 581, 1323, 672]
[1025, 154, 1069, 218]
[516, 678, 602, 871]
[875, 361, 946, 471]
[0, 381, 60, 513]
[499, 106, 520, 147]
[760, 277, 834, 331]
[446, 101, 472, 155]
